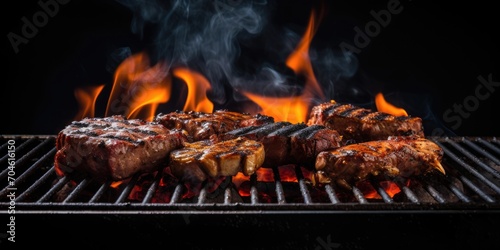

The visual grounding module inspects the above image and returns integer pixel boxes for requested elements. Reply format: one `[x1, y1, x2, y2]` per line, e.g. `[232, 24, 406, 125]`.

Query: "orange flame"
[242, 7, 325, 123]
[105, 52, 171, 121]
[286, 7, 325, 100]
[73, 84, 105, 120]
[173, 67, 214, 113]
[242, 93, 309, 123]
[375, 92, 408, 116]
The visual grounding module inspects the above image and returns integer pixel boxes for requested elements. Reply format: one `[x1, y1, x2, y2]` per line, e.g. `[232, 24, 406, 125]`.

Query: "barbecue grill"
[1, 134, 499, 248]
[3, 0, 500, 248]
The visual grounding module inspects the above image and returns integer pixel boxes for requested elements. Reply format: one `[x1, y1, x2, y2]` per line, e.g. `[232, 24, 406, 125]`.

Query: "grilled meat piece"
[219, 122, 297, 167]
[220, 122, 343, 168]
[55, 115, 186, 182]
[155, 110, 274, 141]
[169, 137, 265, 182]
[315, 136, 445, 189]
[307, 100, 424, 143]
[289, 124, 343, 167]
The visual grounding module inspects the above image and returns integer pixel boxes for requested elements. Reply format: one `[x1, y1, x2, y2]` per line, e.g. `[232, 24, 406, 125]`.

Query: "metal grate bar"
[0, 137, 44, 181]
[37, 175, 69, 203]
[475, 137, 500, 158]
[0, 141, 9, 153]
[493, 138, 500, 147]
[88, 180, 111, 203]
[15, 167, 56, 202]
[298, 179, 312, 204]
[224, 187, 232, 204]
[197, 186, 207, 204]
[370, 180, 394, 203]
[436, 141, 500, 195]
[467, 138, 500, 165]
[17, 147, 57, 184]
[0, 147, 56, 198]
[352, 186, 368, 203]
[0, 137, 37, 168]
[423, 184, 446, 203]
[115, 175, 139, 204]
[324, 184, 340, 204]
[396, 178, 420, 203]
[448, 139, 500, 179]
[250, 174, 259, 204]
[272, 166, 286, 204]
[447, 181, 471, 203]
[459, 175, 496, 203]
[274, 180, 286, 204]
[63, 178, 91, 203]
[169, 184, 183, 204]
[402, 186, 420, 203]
[295, 166, 312, 204]
[141, 171, 163, 204]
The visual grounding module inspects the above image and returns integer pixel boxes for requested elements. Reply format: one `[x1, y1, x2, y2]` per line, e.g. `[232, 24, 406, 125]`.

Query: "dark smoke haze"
[117, 0, 358, 106]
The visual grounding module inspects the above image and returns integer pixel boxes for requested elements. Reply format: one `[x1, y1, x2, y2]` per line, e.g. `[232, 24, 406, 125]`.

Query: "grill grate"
[1, 135, 500, 213]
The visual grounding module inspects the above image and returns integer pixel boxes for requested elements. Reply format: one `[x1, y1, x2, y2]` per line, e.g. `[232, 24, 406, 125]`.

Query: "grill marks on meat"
[307, 101, 424, 143]
[315, 136, 445, 189]
[289, 125, 343, 167]
[219, 122, 343, 168]
[54, 102, 443, 194]
[155, 110, 274, 142]
[55, 115, 186, 182]
[169, 137, 265, 182]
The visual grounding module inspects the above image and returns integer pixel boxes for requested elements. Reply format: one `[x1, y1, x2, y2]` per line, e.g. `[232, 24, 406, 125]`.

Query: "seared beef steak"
[169, 137, 265, 182]
[55, 115, 186, 182]
[307, 100, 424, 143]
[315, 136, 445, 189]
[155, 110, 274, 142]
[289, 124, 343, 168]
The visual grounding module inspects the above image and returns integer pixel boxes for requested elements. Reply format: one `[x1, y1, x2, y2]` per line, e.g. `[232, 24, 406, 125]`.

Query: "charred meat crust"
[307, 101, 424, 143]
[155, 109, 274, 141]
[219, 122, 343, 168]
[54, 115, 186, 182]
[289, 124, 343, 167]
[315, 136, 445, 189]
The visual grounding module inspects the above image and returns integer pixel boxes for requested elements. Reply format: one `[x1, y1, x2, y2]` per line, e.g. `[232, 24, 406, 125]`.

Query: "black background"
[3, 0, 499, 136]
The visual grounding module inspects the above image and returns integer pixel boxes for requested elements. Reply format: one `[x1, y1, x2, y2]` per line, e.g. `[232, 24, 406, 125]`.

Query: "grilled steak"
[155, 110, 274, 142]
[315, 136, 445, 189]
[169, 137, 265, 182]
[55, 115, 186, 182]
[307, 100, 424, 143]
[220, 122, 343, 168]
[289, 124, 344, 167]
